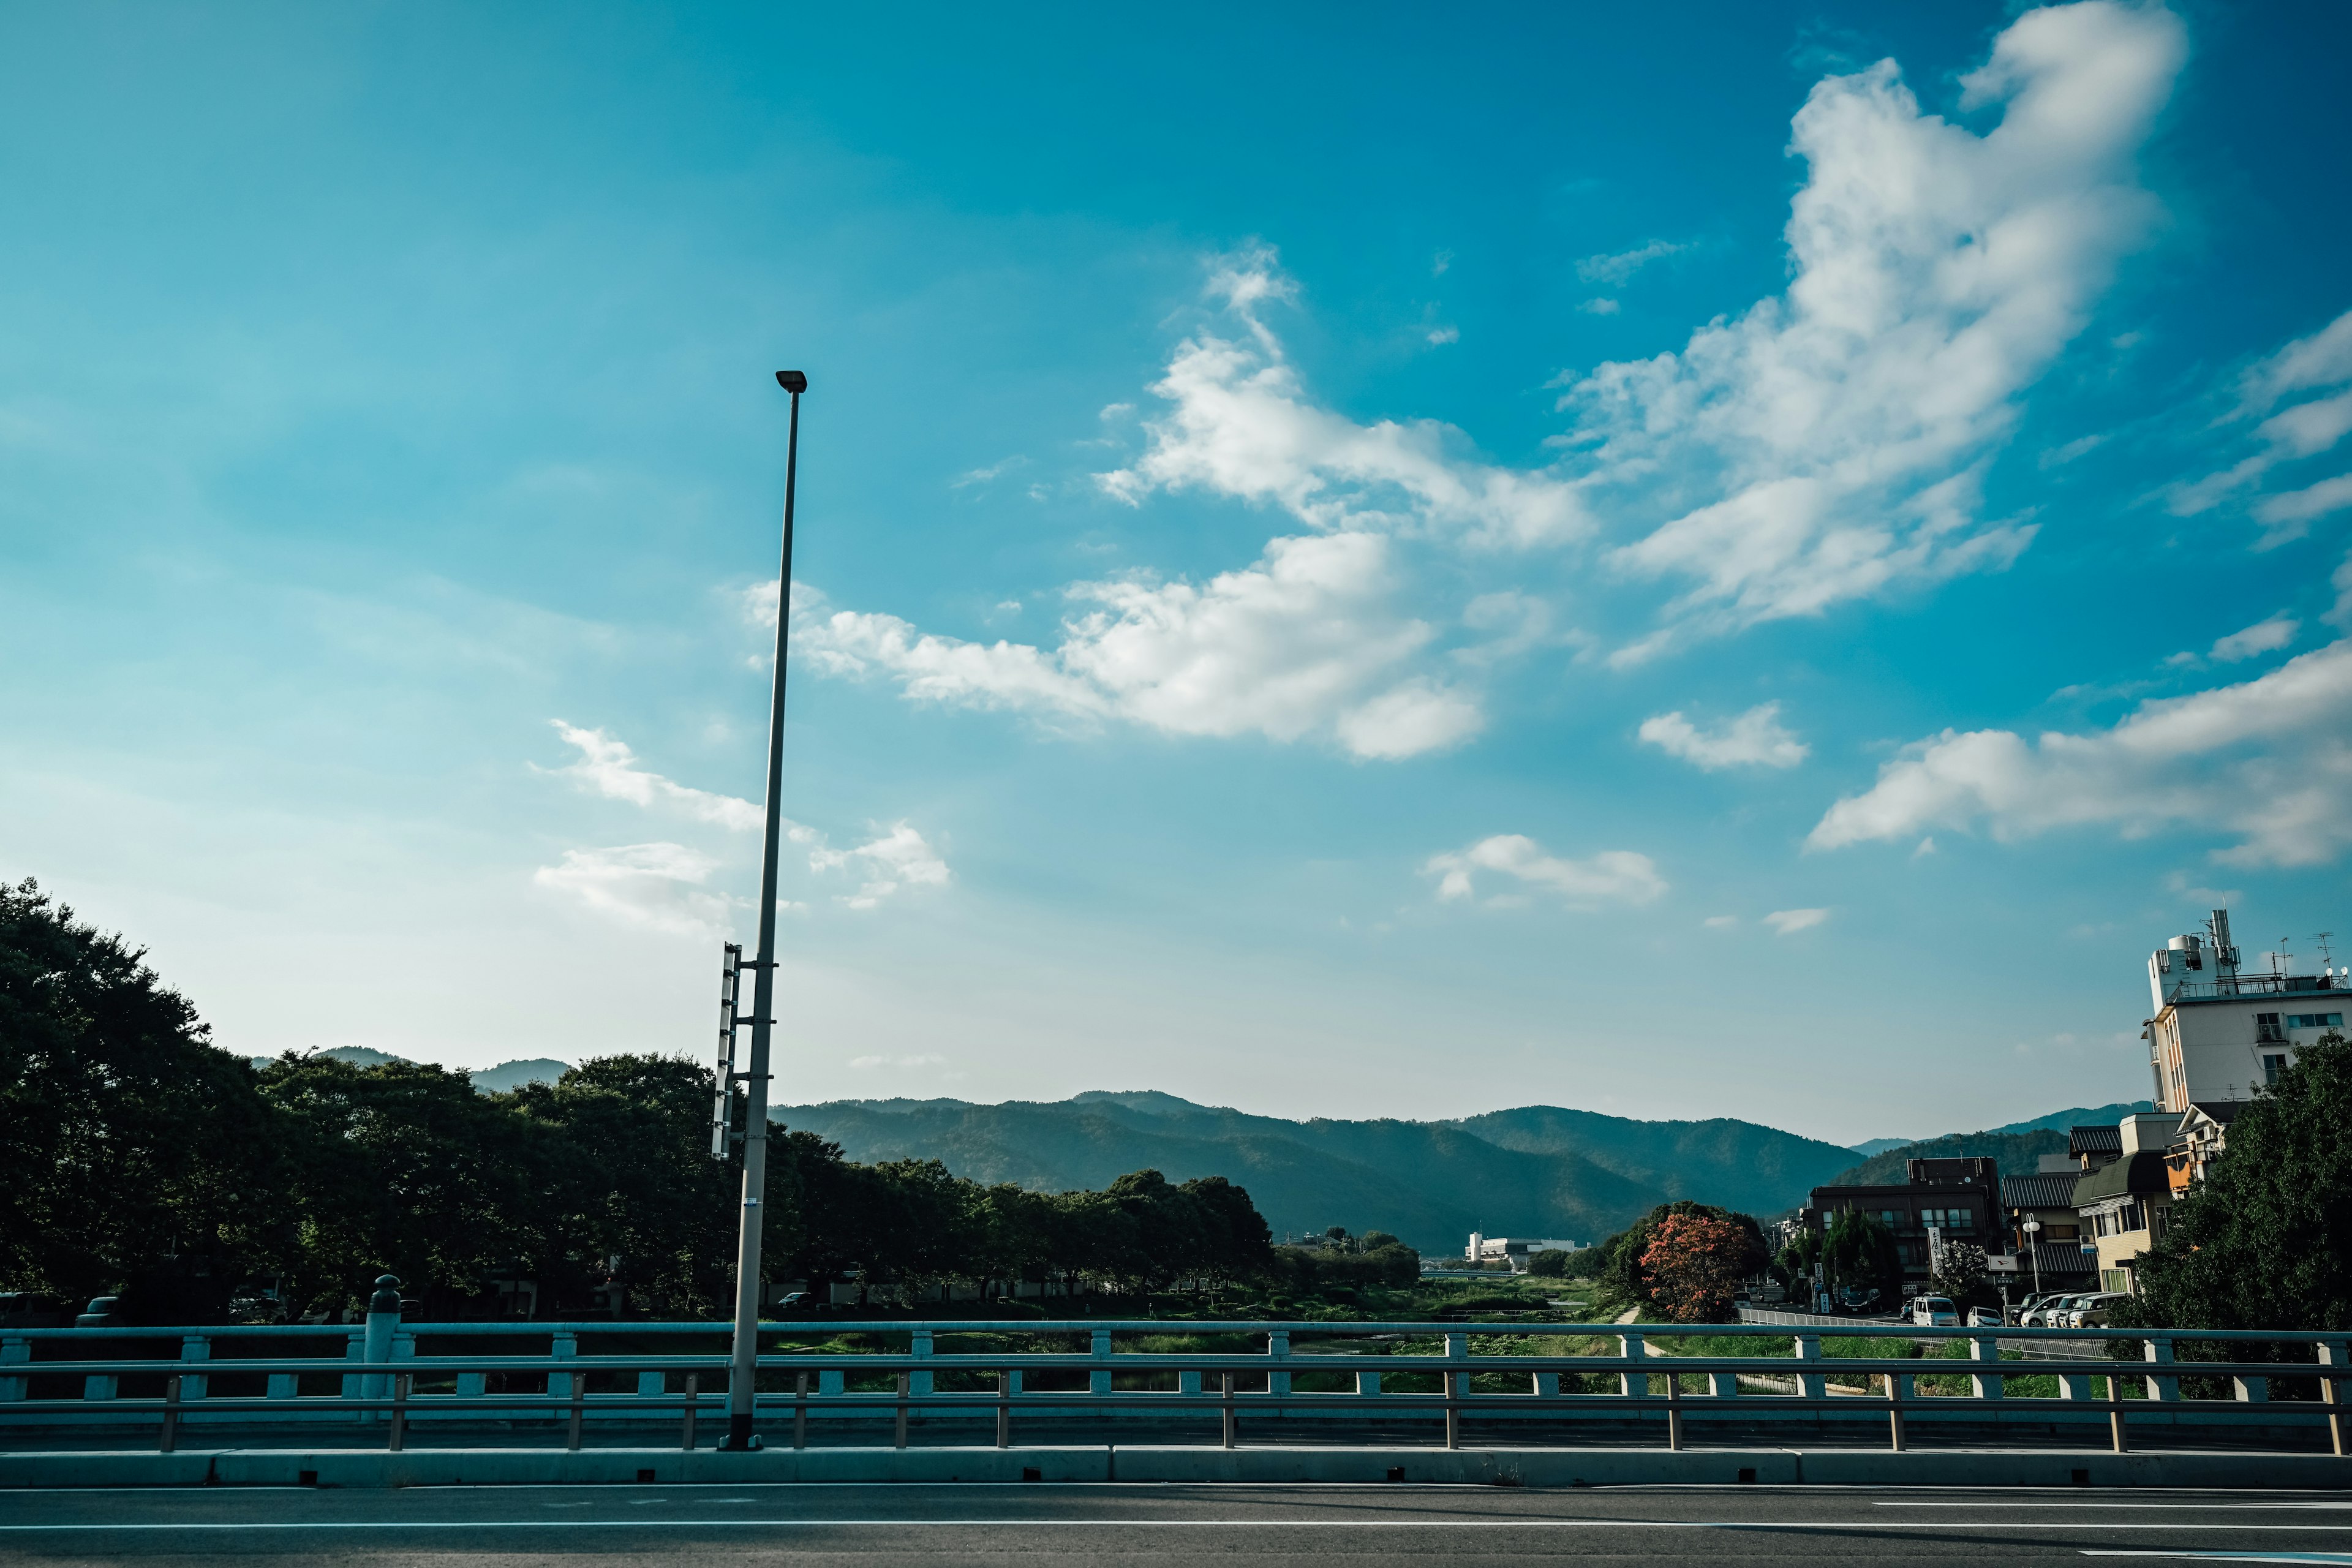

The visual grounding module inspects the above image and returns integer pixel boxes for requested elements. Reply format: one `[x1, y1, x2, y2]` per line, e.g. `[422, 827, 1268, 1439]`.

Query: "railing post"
[1266, 1330, 1290, 1402]
[1618, 1331, 1646, 1398]
[388, 1373, 409, 1452]
[268, 1370, 298, 1400]
[1792, 1334, 1825, 1403]
[894, 1371, 910, 1449]
[793, 1371, 808, 1451]
[1, 1334, 29, 1403]
[2320, 1340, 2348, 1458]
[910, 1329, 934, 1396]
[1221, 1371, 1235, 1450]
[2233, 1370, 2271, 1403]
[996, 1370, 1011, 1450]
[361, 1275, 401, 1423]
[1090, 1329, 1113, 1397]
[1357, 1368, 1381, 1396]
[2143, 1335, 2180, 1403]
[682, 1373, 699, 1452]
[1446, 1332, 1467, 1450]
[549, 1328, 578, 1412]
[1665, 1371, 1683, 1451]
[160, 1375, 180, 1453]
[1969, 1334, 2004, 1400]
[178, 1335, 210, 1403]
[566, 1371, 585, 1450]
[85, 1368, 117, 1402]
[1885, 1370, 1906, 1452]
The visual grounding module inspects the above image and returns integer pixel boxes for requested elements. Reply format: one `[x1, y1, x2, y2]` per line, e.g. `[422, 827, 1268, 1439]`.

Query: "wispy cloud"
[543, 721, 774, 835]
[2168, 309, 2352, 545]
[812, 822, 951, 909]
[1574, 238, 1689, 286]
[1574, 3, 2184, 657]
[1809, 639, 2352, 868]
[1424, 834, 1667, 907]
[1763, 907, 1831, 935]
[533, 843, 731, 934]
[1638, 701, 1808, 769]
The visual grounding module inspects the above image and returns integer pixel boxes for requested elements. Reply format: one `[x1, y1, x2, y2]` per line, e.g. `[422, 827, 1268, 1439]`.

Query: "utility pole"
[719, 369, 808, 1451]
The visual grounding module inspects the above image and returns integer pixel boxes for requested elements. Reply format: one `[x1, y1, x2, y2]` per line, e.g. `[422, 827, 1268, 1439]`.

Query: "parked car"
[2065, 1292, 2130, 1327]
[2022, 1294, 2088, 1327]
[1910, 1295, 1961, 1327]
[2015, 1292, 2062, 1324]
[1965, 1305, 2002, 1327]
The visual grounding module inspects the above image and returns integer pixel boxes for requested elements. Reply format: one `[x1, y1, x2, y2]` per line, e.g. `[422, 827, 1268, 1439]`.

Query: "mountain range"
[768, 1090, 1867, 1254]
[225, 1046, 2152, 1256]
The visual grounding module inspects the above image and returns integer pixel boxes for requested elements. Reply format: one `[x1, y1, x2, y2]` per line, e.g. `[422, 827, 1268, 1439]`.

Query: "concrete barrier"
[2, 1444, 2344, 1490]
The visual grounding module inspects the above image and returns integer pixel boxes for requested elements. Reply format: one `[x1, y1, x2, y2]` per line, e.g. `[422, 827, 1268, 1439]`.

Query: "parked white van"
[1909, 1295, 1961, 1328]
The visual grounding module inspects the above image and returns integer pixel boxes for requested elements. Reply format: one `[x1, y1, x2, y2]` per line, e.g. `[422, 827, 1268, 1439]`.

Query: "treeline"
[0, 880, 1276, 1322]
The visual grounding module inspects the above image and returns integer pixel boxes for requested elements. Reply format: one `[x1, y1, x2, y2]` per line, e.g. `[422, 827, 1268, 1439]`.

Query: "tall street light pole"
[721, 368, 808, 1451]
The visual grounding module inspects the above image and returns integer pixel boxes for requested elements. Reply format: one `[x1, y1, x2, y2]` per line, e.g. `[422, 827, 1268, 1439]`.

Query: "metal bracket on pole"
[711, 943, 745, 1160]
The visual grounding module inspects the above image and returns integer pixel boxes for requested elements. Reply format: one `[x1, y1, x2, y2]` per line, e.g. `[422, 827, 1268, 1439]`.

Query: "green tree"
[1526, 1248, 1571, 1278]
[1599, 1201, 1770, 1312]
[258, 1053, 550, 1319]
[1821, 1208, 1898, 1306]
[1639, 1212, 1768, 1322]
[508, 1055, 738, 1317]
[2118, 1031, 2352, 1334]
[0, 880, 284, 1320]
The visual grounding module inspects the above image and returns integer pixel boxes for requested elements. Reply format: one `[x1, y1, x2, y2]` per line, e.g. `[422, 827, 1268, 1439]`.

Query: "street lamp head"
[775, 371, 808, 394]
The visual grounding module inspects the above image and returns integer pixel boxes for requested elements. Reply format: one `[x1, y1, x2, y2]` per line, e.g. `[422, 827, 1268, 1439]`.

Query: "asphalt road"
[2, 1482, 2349, 1566]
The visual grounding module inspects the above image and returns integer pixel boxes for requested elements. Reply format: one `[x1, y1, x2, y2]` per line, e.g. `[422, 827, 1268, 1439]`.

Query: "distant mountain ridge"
[1832, 1101, 2156, 1186]
[771, 1090, 1864, 1255]
[244, 1045, 569, 1095]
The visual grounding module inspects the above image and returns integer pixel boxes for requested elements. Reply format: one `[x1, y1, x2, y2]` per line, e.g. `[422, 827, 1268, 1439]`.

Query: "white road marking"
[2080, 1553, 2352, 1563]
[0, 1519, 2348, 1532]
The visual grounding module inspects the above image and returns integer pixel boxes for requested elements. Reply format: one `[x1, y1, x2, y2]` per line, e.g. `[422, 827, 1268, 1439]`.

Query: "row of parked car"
[1905, 1291, 2128, 1329]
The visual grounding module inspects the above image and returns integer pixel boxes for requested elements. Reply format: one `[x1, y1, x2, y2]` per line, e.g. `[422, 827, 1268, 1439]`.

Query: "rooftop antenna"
[2316, 932, 2335, 973]
[2275, 937, 2293, 977]
[2207, 908, 2240, 993]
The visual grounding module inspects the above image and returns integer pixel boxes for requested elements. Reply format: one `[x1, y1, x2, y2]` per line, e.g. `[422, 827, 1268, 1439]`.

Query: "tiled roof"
[2068, 1124, 2122, 1156]
[2002, 1172, 2080, 1208]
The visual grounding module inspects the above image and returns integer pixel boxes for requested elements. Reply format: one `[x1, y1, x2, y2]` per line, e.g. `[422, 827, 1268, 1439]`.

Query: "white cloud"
[1571, 1, 2184, 647]
[544, 721, 771, 834]
[1424, 835, 1667, 907]
[1578, 297, 1623, 317]
[1095, 244, 1588, 549]
[541, 720, 946, 902]
[847, 1053, 950, 1070]
[812, 822, 951, 909]
[2208, 614, 2298, 663]
[1703, 914, 1740, 929]
[1763, 907, 1831, 935]
[1575, 239, 1689, 286]
[1427, 325, 1461, 346]
[1638, 701, 1809, 769]
[1807, 639, 2352, 867]
[775, 535, 1485, 760]
[533, 843, 730, 935]
[2171, 310, 2352, 544]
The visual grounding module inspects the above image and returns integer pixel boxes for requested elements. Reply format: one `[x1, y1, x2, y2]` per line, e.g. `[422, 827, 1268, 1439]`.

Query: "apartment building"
[2144, 908, 2345, 1112]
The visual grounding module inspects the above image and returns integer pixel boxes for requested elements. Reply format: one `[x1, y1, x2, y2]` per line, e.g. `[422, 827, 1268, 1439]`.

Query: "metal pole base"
[718, 1415, 763, 1452]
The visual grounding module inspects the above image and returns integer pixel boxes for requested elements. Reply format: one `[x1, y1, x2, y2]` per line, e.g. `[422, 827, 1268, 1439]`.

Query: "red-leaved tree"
[1638, 1213, 1768, 1323]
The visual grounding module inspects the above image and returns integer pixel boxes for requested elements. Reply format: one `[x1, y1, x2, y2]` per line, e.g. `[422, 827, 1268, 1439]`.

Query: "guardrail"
[2, 1318, 2344, 1459]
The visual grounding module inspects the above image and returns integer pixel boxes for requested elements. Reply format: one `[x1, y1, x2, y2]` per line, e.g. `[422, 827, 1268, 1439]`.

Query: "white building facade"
[2144, 909, 2346, 1114]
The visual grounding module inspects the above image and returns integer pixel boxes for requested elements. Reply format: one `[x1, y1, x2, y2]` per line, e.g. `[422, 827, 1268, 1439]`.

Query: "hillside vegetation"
[772, 1089, 1863, 1253]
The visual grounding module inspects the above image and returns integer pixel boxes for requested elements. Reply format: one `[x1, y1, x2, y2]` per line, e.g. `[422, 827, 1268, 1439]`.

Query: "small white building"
[2144, 908, 2346, 1114]
[1464, 1234, 1585, 1271]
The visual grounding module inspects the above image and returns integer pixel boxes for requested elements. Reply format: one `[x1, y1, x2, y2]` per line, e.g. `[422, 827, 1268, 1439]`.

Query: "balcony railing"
[2, 1316, 2345, 1460]
[2161, 974, 2341, 1003]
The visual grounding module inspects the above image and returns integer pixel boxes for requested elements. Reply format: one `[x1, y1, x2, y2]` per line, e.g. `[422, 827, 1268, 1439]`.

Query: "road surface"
[2, 1481, 2348, 1565]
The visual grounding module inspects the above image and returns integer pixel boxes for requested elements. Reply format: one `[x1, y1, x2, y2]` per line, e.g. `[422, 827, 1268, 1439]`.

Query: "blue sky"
[5, 2, 2349, 1144]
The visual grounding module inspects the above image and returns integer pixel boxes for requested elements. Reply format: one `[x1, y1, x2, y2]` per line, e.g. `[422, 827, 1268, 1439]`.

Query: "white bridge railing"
[2, 1318, 2345, 1457]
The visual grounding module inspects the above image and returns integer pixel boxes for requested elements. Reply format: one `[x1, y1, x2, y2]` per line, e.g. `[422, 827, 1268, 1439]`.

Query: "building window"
[2263, 1053, 2286, 1085]
[1920, 1207, 1976, 1232]
[2101, 1268, 2131, 1294]
[2256, 1013, 2286, 1043]
[2117, 1200, 2144, 1234]
[2286, 1013, 2343, 1029]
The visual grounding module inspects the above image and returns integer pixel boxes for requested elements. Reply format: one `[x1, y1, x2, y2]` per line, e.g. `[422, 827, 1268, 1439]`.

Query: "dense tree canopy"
[1, 880, 1276, 1321]
[1596, 1200, 1768, 1320]
[2118, 1031, 2352, 1334]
